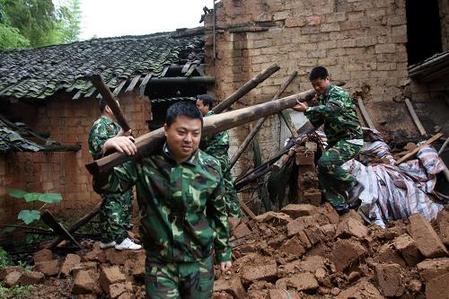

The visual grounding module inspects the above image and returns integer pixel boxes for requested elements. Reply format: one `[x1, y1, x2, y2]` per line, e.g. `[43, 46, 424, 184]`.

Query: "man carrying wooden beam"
[292, 66, 364, 214]
[88, 98, 142, 250]
[196, 94, 242, 218]
[93, 101, 232, 298]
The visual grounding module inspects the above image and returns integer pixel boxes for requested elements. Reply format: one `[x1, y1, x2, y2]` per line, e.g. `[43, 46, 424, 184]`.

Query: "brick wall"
[0, 92, 150, 226]
[205, 0, 415, 174]
[440, 0, 449, 51]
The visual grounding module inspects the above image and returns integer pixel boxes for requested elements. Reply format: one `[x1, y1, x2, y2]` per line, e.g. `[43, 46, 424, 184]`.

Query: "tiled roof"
[0, 29, 204, 99]
[0, 119, 43, 152]
[151, 96, 196, 104]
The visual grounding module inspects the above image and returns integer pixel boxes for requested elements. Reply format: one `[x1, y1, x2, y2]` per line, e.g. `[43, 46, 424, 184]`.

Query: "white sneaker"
[99, 241, 116, 249]
[115, 238, 142, 251]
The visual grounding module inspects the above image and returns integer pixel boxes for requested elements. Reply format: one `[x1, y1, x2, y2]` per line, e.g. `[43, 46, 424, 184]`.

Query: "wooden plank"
[72, 90, 83, 100]
[181, 62, 192, 74]
[357, 97, 376, 130]
[84, 86, 97, 98]
[395, 133, 443, 165]
[41, 211, 82, 249]
[125, 75, 142, 93]
[160, 65, 170, 77]
[112, 80, 127, 97]
[404, 98, 427, 136]
[139, 73, 152, 96]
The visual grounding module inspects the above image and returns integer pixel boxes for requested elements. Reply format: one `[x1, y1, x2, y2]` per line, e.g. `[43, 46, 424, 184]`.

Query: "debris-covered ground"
[1, 203, 449, 298]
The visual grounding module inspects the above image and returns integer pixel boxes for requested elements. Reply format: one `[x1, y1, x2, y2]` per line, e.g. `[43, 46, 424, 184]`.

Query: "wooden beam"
[125, 75, 141, 93]
[112, 80, 127, 97]
[404, 98, 427, 136]
[86, 89, 316, 175]
[212, 63, 280, 114]
[72, 90, 83, 100]
[229, 71, 298, 169]
[139, 73, 152, 96]
[395, 133, 443, 165]
[356, 97, 376, 130]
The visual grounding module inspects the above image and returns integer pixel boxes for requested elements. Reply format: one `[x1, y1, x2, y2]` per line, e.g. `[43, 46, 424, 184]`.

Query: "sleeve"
[93, 160, 138, 195]
[88, 122, 115, 160]
[207, 173, 232, 262]
[304, 91, 343, 126]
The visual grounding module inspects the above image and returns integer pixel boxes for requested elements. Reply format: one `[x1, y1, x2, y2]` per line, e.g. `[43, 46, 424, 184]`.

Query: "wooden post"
[229, 72, 299, 169]
[404, 98, 427, 136]
[356, 96, 376, 131]
[395, 133, 443, 165]
[212, 63, 280, 114]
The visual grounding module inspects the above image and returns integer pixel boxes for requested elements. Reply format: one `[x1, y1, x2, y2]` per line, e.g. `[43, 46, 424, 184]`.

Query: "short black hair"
[309, 66, 329, 81]
[166, 101, 203, 127]
[196, 94, 214, 109]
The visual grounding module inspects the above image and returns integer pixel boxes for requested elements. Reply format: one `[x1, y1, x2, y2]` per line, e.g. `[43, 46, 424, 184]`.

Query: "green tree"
[56, 0, 81, 43]
[0, 2, 30, 49]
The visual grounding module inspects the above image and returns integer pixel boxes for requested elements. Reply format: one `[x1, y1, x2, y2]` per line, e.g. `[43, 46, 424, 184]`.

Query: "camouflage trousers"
[144, 255, 214, 299]
[317, 140, 362, 207]
[99, 190, 133, 243]
[216, 154, 242, 218]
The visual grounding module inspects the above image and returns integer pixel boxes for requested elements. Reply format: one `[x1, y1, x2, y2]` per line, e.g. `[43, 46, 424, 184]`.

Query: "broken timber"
[395, 133, 443, 165]
[212, 63, 280, 114]
[356, 96, 376, 131]
[86, 89, 317, 175]
[229, 71, 298, 169]
[404, 98, 427, 136]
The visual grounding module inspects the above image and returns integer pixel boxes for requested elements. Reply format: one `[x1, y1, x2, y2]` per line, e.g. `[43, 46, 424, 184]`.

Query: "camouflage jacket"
[304, 84, 363, 145]
[93, 144, 232, 263]
[201, 111, 230, 157]
[88, 116, 121, 160]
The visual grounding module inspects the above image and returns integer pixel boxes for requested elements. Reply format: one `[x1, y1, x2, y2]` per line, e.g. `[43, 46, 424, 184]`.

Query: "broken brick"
[417, 258, 449, 281]
[393, 233, 421, 266]
[281, 204, 317, 219]
[60, 253, 81, 277]
[72, 270, 100, 295]
[214, 277, 247, 299]
[268, 289, 300, 299]
[3, 271, 22, 288]
[319, 203, 340, 224]
[375, 243, 407, 267]
[375, 263, 405, 297]
[288, 272, 319, 291]
[426, 272, 449, 299]
[99, 265, 126, 293]
[437, 209, 449, 246]
[109, 281, 133, 299]
[18, 271, 45, 285]
[408, 213, 448, 258]
[331, 239, 367, 272]
[279, 237, 305, 257]
[0, 266, 23, 281]
[304, 225, 324, 245]
[232, 222, 252, 239]
[336, 280, 383, 299]
[241, 261, 277, 282]
[34, 260, 60, 276]
[33, 249, 53, 263]
[336, 217, 368, 239]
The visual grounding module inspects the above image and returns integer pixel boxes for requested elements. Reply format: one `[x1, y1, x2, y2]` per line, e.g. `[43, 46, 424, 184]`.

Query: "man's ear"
[164, 123, 168, 137]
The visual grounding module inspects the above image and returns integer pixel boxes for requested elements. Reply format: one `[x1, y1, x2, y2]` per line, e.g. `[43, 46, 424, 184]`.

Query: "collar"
[162, 143, 198, 166]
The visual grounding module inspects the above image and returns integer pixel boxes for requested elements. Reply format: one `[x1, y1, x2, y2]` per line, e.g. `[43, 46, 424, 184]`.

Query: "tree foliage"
[0, 0, 81, 50]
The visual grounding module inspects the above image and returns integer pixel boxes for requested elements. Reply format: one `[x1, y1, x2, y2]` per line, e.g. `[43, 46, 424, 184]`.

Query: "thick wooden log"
[229, 72, 298, 169]
[86, 89, 316, 175]
[89, 74, 131, 132]
[212, 63, 280, 114]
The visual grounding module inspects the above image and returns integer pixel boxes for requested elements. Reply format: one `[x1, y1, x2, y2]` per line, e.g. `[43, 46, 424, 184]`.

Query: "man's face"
[164, 115, 202, 162]
[196, 100, 209, 116]
[310, 77, 330, 95]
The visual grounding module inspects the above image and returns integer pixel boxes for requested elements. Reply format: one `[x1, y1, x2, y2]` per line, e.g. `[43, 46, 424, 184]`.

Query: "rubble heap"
[1, 204, 449, 298]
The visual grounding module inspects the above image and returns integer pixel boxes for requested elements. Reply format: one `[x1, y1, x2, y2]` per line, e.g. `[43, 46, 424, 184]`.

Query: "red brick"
[214, 277, 247, 299]
[408, 213, 448, 258]
[60, 253, 81, 277]
[393, 234, 421, 266]
[99, 266, 126, 293]
[281, 204, 317, 219]
[417, 258, 449, 281]
[426, 272, 449, 299]
[72, 270, 100, 295]
[375, 263, 405, 297]
[336, 217, 368, 239]
[241, 261, 277, 282]
[331, 239, 367, 272]
[280, 237, 305, 257]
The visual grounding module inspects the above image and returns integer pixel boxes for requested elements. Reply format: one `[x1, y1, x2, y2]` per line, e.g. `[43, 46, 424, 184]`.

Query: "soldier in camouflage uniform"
[88, 98, 141, 250]
[93, 102, 232, 298]
[196, 94, 242, 218]
[293, 66, 364, 214]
